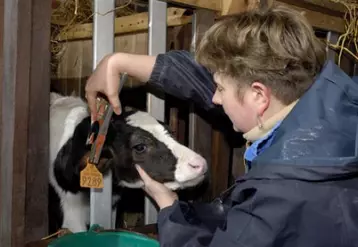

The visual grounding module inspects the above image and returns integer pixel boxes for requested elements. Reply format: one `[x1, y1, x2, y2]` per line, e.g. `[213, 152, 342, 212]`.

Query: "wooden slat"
[220, 0, 346, 33]
[0, 0, 51, 246]
[1, 1, 32, 246]
[279, 0, 347, 16]
[210, 130, 231, 198]
[163, 0, 222, 11]
[189, 8, 230, 201]
[221, 0, 248, 15]
[0, 0, 3, 178]
[279, 1, 346, 33]
[57, 7, 191, 41]
[25, 0, 51, 242]
[55, 31, 150, 91]
[57, 1, 347, 42]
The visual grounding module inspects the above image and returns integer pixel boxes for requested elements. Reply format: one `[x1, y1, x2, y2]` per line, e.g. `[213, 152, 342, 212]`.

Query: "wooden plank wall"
[0, 0, 52, 246]
[52, 32, 149, 96]
[0, 0, 3, 183]
[26, 0, 52, 242]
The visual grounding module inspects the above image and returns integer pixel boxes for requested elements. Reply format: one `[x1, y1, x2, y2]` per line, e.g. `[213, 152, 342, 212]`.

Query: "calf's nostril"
[189, 163, 201, 169]
[187, 155, 207, 173]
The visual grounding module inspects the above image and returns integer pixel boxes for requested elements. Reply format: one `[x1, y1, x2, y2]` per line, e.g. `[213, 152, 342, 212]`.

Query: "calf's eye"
[133, 144, 147, 153]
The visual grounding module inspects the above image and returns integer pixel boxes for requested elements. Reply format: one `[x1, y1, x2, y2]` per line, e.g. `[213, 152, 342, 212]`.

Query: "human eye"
[216, 85, 224, 92]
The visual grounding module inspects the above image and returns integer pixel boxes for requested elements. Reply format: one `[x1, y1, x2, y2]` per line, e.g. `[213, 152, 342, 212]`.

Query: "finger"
[85, 93, 98, 123]
[85, 92, 98, 122]
[135, 164, 153, 184]
[107, 93, 122, 115]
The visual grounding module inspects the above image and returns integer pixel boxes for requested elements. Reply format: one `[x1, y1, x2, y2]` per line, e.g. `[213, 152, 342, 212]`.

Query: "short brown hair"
[195, 3, 326, 105]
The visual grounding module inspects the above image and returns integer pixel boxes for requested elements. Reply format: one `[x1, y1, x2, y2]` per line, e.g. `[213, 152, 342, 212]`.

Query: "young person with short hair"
[85, 4, 358, 247]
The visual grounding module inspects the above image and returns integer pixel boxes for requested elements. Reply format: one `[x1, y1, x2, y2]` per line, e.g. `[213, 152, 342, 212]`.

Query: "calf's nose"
[188, 155, 207, 174]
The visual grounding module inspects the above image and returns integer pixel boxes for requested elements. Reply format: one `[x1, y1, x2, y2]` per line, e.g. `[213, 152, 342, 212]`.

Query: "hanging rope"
[326, 0, 357, 66]
[50, 0, 136, 77]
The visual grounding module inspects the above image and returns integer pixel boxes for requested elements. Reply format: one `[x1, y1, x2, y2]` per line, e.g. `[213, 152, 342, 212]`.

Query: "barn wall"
[52, 31, 149, 96]
[51, 25, 193, 96]
[1, 0, 52, 245]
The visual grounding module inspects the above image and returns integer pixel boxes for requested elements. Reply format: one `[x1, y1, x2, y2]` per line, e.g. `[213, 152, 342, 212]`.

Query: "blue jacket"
[147, 50, 358, 247]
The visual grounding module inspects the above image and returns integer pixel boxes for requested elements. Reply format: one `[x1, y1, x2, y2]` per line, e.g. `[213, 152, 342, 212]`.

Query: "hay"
[327, 0, 358, 66]
[50, 0, 139, 77]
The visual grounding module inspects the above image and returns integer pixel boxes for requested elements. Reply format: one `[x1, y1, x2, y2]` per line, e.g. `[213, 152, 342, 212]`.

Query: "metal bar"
[90, 0, 115, 230]
[326, 31, 339, 63]
[188, 11, 197, 149]
[145, 0, 167, 225]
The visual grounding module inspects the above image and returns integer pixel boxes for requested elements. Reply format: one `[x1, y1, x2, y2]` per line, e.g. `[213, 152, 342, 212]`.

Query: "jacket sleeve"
[147, 50, 217, 111]
[157, 184, 293, 247]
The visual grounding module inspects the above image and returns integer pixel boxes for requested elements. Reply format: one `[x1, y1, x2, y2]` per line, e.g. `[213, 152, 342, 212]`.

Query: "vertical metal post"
[188, 12, 197, 149]
[90, 0, 115, 230]
[145, 0, 167, 225]
[326, 31, 339, 63]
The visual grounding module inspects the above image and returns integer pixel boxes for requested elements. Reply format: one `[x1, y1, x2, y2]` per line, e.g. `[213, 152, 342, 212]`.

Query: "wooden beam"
[0, 0, 3, 176]
[279, 0, 347, 16]
[277, 1, 345, 33]
[221, 0, 275, 15]
[162, 0, 221, 11]
[221, 0, 248, 15]
[210, 129, 231, 198]
[57, 7, 192, 41]
[57, 0, 347, 42]
[1, 1, 32, 246]
[0, 0, 51, 246]
[25, 0, 51, 242]
[222, 0, 346, 33]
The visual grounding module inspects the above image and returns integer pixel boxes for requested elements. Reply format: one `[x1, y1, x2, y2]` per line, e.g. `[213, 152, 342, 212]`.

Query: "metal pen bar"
[188, 11, 197, 149]
[326, 31, 339, 63]
[90, 0, 115, 230]
[145, 0, 167, 225]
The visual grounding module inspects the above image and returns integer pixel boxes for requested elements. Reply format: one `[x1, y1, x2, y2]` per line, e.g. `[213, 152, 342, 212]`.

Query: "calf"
[49, 92, 208, 233]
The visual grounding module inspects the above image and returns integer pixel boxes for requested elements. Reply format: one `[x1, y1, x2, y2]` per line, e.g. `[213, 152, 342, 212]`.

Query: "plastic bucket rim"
[48, 230, 159, 247]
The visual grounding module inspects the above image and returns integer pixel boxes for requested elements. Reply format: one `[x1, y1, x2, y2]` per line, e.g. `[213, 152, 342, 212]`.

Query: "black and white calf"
[49, 92, 208, 233]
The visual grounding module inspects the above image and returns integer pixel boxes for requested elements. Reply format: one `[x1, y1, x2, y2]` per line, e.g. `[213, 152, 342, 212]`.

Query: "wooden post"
[189, 9, 217, 200]
[0, 0, 52, 246]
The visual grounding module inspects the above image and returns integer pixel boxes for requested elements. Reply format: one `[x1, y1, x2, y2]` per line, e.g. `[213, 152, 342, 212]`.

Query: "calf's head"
[96, 110, 208, 190]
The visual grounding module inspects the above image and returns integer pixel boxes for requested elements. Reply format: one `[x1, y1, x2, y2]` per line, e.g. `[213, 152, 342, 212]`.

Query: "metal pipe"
[90, 0, 115, 230]
[144, 0, 167, 225]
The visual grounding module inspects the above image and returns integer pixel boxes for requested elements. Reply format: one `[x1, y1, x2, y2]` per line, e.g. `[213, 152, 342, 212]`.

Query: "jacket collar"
[243, 99, 298, 143]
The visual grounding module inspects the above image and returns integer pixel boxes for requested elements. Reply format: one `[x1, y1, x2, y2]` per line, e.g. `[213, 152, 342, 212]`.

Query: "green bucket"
[48, 225, 160, 247]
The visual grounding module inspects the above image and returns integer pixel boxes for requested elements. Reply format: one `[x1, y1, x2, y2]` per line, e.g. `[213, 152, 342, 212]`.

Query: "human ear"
[250, 81, 270, 116]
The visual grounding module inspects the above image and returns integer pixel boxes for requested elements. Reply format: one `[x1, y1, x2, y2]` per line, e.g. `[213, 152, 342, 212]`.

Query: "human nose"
[212, 90, 221, 105]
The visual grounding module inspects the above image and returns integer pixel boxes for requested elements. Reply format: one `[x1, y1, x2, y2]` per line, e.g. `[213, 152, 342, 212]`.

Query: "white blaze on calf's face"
[125, 111, 208, 190]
